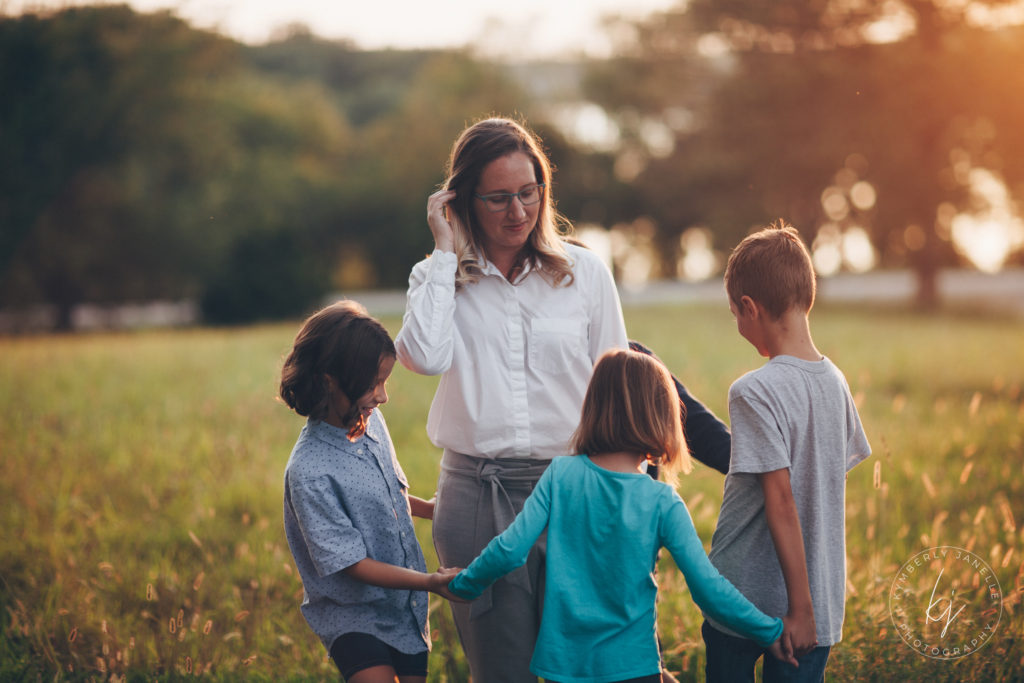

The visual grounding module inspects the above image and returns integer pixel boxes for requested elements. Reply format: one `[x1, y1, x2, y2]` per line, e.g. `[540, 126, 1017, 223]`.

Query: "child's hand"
[782, 609, 818, 658]
[409, 495, 436, 520]
[427, 566, 466, 602]
[768, 634, 799, 667]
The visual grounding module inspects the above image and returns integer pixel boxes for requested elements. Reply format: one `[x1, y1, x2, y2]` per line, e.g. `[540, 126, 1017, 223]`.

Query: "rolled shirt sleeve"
[287, 472, 368, 577]
[395, 250, 458, 376]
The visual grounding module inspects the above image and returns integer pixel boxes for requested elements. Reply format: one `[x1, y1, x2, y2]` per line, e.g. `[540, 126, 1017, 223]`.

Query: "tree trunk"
[54, 301, 75, 332]
[913, 261, 939, 310]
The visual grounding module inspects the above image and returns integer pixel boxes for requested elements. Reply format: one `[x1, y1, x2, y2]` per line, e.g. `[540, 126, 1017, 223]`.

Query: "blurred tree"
[244, 28, 437, 127]
[194, 74, 357, 323]
[587, 0, 1024, 306]
[0, 7, 359, 327]
[1, 9, 549, 328]
[336, 52, 532, 287]
[0, 6, 240, 328]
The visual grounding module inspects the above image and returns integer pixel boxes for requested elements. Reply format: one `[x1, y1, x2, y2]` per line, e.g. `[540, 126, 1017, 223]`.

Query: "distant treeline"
[2, 2, 1023, 328]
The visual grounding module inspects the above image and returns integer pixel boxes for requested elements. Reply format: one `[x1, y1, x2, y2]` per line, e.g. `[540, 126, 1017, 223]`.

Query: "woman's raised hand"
[427, 189, 457, 253]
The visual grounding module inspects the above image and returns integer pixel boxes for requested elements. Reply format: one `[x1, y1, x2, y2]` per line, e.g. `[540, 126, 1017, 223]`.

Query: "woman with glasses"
[395, 117, 629, 682]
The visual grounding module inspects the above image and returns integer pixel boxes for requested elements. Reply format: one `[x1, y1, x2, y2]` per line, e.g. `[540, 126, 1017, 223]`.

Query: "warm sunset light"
[951, 168, 1024, 273]
[4, 0, 678, 56]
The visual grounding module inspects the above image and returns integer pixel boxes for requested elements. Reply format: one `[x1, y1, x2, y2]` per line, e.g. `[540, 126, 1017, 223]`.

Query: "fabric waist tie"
[441, 449, 551, 620]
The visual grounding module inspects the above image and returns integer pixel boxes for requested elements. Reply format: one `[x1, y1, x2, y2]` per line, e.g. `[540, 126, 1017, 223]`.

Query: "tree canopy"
[586, 0, 1024, 304]
[2, 2, 1023, 329]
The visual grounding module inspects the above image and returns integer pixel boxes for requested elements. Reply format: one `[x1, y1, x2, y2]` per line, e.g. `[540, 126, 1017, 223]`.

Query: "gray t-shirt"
[707, 355, 870, 646]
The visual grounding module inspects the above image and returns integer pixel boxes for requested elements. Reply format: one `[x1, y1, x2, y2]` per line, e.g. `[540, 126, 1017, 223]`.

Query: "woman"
[395, 117, 629, 682]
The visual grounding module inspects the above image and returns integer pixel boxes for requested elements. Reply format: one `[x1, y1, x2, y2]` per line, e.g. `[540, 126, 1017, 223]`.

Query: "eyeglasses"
[474, 184, 545, 212]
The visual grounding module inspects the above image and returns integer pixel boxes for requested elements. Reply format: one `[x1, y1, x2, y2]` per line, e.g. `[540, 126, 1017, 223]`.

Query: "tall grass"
[1, 303, 1021, 681]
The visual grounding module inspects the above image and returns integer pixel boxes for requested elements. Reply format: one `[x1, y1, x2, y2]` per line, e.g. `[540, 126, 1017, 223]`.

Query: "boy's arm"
[408, 494, 435, 519]
[344, 559, 465, 601]
[758, 467, 817, 658]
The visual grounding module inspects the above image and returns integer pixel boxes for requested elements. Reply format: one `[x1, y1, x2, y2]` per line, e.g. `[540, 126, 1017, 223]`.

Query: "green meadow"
[1, 302, 1022, 681]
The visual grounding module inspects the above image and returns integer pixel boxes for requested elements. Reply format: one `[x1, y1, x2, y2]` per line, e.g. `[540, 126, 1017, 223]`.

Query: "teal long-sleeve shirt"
[449, 455, 783, 683]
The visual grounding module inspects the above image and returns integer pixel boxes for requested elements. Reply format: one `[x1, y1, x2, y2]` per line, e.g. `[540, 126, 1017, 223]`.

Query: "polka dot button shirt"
[283, 412, 429, 654]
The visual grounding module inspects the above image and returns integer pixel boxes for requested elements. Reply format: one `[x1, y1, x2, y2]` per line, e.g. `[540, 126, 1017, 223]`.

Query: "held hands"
[426, 566, 466, 603]
[427, 189, 457, 254]
[782, 607, 818, 659]
[768, 635, 799, 668]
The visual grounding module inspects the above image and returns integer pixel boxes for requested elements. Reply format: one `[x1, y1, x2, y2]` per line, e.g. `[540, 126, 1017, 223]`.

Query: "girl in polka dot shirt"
[280, 301, 461, 682]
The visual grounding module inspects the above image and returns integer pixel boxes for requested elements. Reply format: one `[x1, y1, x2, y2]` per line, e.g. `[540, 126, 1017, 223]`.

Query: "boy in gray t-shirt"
[702, 224, 871, 682]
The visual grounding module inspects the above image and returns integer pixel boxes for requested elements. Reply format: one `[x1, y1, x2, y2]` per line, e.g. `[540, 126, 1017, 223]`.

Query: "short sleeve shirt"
[283, 412, 429, 654]
[707, 356, 871, 646]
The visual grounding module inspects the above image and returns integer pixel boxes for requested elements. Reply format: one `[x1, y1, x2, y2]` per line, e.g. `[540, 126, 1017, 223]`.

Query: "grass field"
[1, 302, 1022, 681]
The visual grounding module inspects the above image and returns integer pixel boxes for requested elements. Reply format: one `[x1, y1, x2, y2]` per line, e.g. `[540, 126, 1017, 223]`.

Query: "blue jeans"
[702, 621, 831, 683]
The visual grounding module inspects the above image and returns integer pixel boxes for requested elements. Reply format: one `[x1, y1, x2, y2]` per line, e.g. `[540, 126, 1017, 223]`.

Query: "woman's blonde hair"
[571, 349, 692, 488]
[442, 116, 574, 288]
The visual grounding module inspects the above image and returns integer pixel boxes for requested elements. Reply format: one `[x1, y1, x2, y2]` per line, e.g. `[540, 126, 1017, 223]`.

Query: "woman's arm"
[394, 192, 462, 376]
[582, 247, 629, 359]
[394, 252, 458, 375]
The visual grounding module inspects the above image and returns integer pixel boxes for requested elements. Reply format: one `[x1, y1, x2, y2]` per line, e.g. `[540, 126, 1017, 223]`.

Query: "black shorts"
[329, 632, 428, 680]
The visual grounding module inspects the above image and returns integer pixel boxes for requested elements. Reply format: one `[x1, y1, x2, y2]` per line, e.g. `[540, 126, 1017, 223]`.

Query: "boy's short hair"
[724, 222, 816, 319]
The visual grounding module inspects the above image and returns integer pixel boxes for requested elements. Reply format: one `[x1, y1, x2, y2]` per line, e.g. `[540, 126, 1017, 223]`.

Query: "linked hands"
[782, 606, 818, 659]
[768, 635, 799, 668]
[427, 566, 466, 603]
[766, 607, 815, 668]
[427, 189, 457, 253]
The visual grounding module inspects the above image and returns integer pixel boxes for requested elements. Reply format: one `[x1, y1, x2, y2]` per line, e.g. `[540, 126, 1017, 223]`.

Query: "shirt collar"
[307, 411, 382, 451]
[480, 254, 536, 283]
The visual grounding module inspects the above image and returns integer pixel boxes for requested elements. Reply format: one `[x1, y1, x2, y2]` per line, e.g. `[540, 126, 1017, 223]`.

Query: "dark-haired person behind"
[279, 300, 462, 683]
[629, 340, 731, 476]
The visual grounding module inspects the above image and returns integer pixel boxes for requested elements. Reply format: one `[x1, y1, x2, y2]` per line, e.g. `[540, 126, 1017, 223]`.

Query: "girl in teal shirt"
[447, 349, 796, 683]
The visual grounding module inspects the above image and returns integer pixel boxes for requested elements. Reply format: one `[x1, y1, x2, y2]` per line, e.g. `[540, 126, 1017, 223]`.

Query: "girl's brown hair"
[443, 116, 574, 289]
[571, 349, 692, 487]
[279, 300, 395, 439]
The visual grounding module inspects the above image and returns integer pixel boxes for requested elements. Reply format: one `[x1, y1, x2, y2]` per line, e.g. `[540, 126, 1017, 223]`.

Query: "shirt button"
[357, 449, 364, 454]
[411, 600, 418, 607]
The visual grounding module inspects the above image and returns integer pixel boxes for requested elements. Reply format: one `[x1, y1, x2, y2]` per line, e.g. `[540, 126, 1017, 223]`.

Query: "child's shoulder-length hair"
[571, 349, 692, 486]
[279, 300, 394, 433]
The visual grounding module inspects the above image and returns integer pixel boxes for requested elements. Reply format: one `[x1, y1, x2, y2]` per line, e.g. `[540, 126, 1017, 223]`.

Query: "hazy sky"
[5, 0, 680, 57]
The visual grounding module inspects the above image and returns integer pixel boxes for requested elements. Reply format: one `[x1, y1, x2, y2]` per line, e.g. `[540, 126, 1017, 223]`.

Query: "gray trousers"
[433, 449, 550, 683]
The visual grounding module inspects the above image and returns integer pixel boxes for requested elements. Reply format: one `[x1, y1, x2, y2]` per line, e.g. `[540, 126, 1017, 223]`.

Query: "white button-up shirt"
[395, 243, 628, 460]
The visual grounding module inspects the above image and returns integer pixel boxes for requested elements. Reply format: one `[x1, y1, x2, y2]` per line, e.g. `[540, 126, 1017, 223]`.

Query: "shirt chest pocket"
[529, 317, 587, 375]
